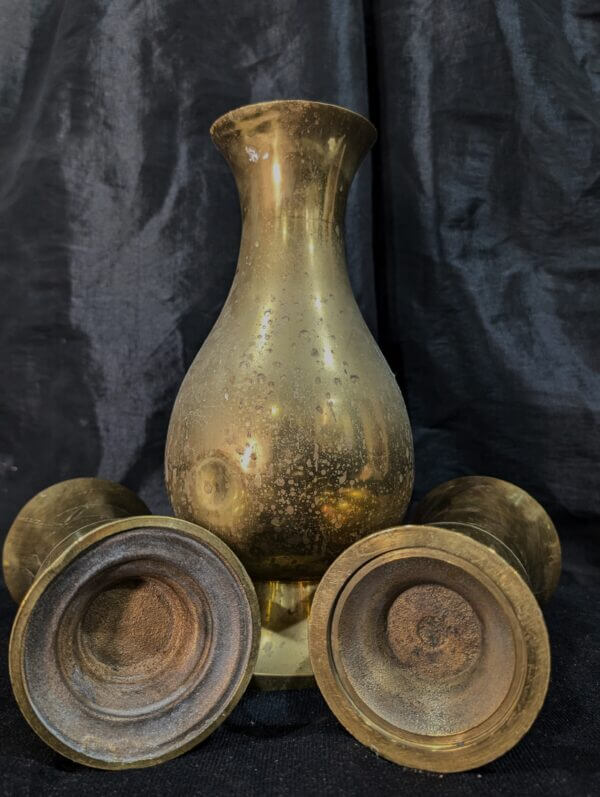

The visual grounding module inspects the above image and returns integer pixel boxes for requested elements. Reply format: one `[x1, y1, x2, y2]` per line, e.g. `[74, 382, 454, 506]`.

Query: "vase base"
[252, 579, 318, 690]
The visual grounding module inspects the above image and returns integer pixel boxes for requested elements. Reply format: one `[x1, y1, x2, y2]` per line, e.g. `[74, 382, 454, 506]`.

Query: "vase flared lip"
[210, 99, 377, 144]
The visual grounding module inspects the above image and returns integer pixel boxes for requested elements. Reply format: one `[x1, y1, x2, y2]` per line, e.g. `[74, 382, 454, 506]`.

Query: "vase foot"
[252, 579, 318, 690]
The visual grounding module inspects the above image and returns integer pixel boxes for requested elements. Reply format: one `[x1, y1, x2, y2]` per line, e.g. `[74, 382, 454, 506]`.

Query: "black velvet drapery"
[1, 1, 599, 794]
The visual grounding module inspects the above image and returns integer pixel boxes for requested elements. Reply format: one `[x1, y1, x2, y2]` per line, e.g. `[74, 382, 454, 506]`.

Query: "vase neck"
[211, 101, 376, 227]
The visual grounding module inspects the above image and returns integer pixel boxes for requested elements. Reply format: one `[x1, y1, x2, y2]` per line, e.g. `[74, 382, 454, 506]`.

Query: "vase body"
[166, 100, 413, 575]
[165, 100, 414, 685]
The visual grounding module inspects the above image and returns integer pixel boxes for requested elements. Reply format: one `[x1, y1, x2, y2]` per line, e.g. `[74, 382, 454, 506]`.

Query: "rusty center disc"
[386, 584, 482, 682]
[80, 576, 184, 671]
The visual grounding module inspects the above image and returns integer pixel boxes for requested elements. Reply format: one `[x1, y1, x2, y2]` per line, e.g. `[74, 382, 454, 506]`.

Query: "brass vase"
[3, 479, 259, 769]
[165, 100, 414, 687]
[309, 476, 561, 772]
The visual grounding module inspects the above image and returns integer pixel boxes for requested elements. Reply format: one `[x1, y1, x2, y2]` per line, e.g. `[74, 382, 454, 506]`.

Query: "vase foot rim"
[252, 578, 319, 691]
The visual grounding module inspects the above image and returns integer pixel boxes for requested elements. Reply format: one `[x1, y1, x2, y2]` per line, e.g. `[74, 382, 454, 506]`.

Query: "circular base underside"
[9, 517, 259, 769]
[253, 579, 318, 690]
[309, 525, 550, 773]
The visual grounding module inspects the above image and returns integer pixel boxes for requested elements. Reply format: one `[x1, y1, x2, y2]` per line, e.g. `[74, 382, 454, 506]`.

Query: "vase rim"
[210, 99, 377, 143]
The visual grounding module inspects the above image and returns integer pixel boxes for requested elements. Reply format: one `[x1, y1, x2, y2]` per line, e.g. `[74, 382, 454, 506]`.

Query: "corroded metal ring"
[309, 525, 550, 773]
[8, 514, 259, 769]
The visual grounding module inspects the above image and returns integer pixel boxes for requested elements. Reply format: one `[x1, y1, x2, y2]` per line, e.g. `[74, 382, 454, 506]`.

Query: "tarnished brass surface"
[412, 475, 561, 604]
[165, 100, 413, 577]
[4, 479, 259, 769]
[309, 476, 561, 773]
[164, 100, 414, 685]
[3, 478, 149, 603]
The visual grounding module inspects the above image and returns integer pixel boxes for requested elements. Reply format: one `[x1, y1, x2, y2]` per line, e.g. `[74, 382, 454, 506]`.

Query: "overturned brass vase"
[3, 478, 259, 769]
[165, 100, 414, 688]
[309, 476, 561, 772]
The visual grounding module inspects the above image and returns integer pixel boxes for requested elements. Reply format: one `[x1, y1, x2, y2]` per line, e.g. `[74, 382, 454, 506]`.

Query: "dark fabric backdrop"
[1, 0, 599, 794]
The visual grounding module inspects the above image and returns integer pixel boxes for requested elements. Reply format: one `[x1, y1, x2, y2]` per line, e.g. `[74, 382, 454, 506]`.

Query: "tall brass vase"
[165, 100, 414, 687]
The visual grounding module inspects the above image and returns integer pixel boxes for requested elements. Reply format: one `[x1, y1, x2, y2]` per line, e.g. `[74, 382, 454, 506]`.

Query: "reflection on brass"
[253, 579, 318, 690]
[165, 100, 414, 686]
[3, 478, 259, 769]
[309, 475, 561, 773]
